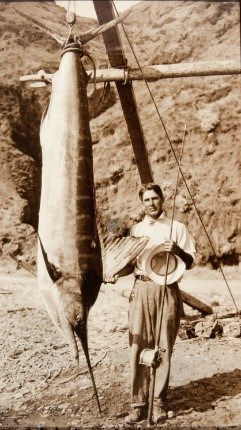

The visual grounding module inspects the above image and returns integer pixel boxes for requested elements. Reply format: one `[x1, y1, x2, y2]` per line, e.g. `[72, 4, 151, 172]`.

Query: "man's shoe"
[152, 404, 167, 423]
[125, 406, 147, 423]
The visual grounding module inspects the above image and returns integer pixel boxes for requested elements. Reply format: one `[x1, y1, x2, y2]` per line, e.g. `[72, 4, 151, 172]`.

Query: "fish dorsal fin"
[102, 233, 149, 278]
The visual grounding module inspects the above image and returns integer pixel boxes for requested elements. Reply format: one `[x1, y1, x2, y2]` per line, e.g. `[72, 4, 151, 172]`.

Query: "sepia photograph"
[0, 0, 241, 428]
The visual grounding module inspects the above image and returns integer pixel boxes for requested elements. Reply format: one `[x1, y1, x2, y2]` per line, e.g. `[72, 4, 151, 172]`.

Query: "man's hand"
[164, 239, 193, 269]
[103, 275, 119, 284]
[164, 239, 179, 254]
[103, 264, 135, 284]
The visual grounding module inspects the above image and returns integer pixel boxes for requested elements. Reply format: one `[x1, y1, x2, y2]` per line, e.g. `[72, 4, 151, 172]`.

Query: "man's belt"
[135, 274, 152, 282]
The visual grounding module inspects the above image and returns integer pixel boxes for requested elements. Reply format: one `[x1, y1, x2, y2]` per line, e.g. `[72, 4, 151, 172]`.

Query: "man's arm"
[103, 263, 134, 284]
[164, 239, 194, 270]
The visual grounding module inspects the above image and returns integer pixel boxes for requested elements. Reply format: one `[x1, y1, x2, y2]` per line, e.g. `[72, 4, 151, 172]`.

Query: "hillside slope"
[0, 0, 240, 267]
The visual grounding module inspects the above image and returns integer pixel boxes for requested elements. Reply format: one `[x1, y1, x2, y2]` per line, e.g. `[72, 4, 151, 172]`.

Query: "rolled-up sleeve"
[177, 224, 196, 265]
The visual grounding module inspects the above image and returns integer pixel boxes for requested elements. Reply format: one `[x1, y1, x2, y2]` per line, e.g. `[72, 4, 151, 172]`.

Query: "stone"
[223, 321, 241, 338]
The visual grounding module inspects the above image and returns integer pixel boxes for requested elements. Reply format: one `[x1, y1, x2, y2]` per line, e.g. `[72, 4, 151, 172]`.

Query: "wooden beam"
[90, 60, 241, 81]
[180, 290, 213, 315]
[80, 9, 131, 45]
[137, 60, 241, 80]
[20, 61, 241, 85]
[93, 0, 153, 185]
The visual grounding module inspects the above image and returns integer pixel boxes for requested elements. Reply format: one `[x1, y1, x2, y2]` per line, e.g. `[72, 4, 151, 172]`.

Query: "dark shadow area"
[168, 368, 241, 414]
[208, 251, 240, 268]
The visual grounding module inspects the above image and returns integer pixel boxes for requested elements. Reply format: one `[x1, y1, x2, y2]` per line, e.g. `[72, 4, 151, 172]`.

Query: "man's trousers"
[128, 278, 183, 407]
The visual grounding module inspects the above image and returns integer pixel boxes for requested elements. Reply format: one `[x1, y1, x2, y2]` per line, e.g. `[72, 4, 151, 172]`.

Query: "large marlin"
[12, 3, 148, 409]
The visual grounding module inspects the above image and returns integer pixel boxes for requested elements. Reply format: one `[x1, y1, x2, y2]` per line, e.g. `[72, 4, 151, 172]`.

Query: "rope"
[111, 1, 239, 313]
[96, 81, 111, 113]
[122, 65, 130, 85]
[84, 52, 97, 94]
[60, 39, 97, 97]
[61, 44, 83, 56]
[67, 0, 76, 15]
[10, 253, 36, 277]
[63, 0, 77, 47]
[67, 0, 76, 28]
[170, 124, 186, 237]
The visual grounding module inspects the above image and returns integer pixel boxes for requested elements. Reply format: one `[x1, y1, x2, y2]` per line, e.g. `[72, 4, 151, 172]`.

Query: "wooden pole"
[90, 60, 241, 82]
[180, 290, 213, 315]
[20, 61, 241, 84]
[141, 60, 241, 79]
[93, 0, 153, 185]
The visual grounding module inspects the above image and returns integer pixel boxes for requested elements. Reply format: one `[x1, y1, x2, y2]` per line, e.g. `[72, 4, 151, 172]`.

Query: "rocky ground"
[1, 259, 241, 429]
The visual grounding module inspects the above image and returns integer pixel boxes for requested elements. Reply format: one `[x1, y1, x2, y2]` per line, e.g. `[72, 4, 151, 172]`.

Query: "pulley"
[66, 11, 76, 27]
[66, 0, 76, 32]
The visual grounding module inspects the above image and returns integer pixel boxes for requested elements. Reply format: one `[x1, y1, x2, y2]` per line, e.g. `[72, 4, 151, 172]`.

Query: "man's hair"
[139, 183, 164, 201]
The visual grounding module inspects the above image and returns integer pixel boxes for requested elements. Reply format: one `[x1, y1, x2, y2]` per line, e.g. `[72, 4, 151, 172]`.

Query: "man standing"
[123, 183, 195, 424]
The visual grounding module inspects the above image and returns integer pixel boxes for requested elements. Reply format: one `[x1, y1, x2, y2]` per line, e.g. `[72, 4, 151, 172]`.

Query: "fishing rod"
[139, 124, 187, 427]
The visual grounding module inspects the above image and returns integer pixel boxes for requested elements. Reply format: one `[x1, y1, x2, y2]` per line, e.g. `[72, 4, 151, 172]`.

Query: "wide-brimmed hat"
[145, 244, 186, 285]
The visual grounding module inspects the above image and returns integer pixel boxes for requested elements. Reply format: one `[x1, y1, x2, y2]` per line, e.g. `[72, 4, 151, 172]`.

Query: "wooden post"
[93, 0, 153, 185]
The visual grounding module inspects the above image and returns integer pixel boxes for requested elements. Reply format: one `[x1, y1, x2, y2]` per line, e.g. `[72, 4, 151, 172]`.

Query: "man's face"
[142, 190, 164, 219]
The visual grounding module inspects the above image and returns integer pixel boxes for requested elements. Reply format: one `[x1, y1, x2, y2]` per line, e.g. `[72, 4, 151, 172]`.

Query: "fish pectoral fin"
[40, 290, 62, 331]
[59, 314, 79, 361]
[41, 290, 79, 360]
[102, 233, 149, 278]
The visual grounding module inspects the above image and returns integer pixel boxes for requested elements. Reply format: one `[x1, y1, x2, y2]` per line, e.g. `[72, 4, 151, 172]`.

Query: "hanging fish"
[12, 3, 148, 410]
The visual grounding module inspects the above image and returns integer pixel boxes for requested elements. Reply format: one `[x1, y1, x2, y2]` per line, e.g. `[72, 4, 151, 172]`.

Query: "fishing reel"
[139, 347, 165, 369]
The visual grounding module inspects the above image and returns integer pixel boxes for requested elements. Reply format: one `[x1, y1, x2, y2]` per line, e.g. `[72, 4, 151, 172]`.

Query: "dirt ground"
[1, 259, 241, 429]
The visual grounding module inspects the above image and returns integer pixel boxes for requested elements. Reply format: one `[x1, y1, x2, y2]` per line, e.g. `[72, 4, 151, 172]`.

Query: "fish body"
[38, 43, 102, 358]
[37, 42, 149, 375]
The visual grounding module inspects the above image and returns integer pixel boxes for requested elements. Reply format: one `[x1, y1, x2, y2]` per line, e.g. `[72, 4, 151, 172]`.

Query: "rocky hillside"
[0, 0, 240, 267]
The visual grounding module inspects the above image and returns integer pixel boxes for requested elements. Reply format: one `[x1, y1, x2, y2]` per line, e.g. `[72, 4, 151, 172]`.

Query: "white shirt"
[131, 214, 196, 277]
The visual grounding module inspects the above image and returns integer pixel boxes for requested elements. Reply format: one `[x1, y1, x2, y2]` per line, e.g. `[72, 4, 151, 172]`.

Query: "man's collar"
[144, 213, 165, 225]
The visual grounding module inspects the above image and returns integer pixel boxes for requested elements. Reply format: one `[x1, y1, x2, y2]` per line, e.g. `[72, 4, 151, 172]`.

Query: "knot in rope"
[122, 65, 130, 85]
[61, 40, 84, 58]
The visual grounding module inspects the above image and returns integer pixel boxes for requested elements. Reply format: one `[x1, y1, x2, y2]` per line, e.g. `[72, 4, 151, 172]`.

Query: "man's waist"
[135, 274, 153, 282]
[134, 273, 179, 286]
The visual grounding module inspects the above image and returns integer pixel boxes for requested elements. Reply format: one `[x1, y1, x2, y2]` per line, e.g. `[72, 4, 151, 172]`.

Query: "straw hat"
[145, 244, 186, 284]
